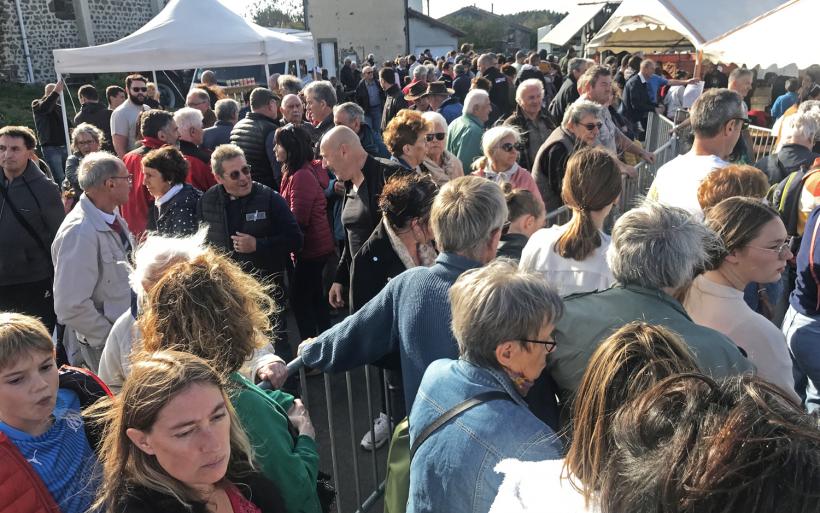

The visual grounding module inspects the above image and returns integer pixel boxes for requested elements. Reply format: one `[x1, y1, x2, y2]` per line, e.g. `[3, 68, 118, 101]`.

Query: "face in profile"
[126, 382, 232, 490]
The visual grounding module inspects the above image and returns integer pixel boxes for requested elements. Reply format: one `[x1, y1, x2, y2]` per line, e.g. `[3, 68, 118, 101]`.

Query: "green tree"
[247, 0, 305, 29]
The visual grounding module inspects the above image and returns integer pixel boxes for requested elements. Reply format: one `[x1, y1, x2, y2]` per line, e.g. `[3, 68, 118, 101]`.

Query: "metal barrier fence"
[749, 125, 777, 163]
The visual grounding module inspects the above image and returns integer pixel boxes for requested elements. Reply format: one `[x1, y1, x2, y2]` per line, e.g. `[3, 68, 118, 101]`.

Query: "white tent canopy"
[540, 2, 607, 47]
[586, 0, 784, 53]
[702, 0, 816, 70]
[52, 0, 314, 74]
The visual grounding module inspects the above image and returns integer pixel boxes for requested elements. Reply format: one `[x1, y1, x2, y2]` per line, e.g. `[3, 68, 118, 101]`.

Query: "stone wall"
[1, 0, 167, 84]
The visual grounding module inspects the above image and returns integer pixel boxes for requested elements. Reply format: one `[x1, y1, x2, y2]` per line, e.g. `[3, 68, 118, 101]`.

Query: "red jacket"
[121, 136, 165, 239]
[178, 140, 217, 192]
[279, 160, 334, 260]
[0, 433, 60, 513]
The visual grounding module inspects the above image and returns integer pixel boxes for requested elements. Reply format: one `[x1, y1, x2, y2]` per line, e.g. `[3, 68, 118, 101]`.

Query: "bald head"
[322, 125, 361, 149]
[320, 126, 367, 181]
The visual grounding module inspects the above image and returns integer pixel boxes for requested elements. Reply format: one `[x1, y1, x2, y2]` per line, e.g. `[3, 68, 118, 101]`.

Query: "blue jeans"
[782, 305, 820, 413]
[367, 106, 382, 134]
[42, 145, 67, 186]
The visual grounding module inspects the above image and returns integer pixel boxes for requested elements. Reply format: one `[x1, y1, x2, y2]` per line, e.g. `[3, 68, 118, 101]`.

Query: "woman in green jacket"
[138, 248, 322, 513]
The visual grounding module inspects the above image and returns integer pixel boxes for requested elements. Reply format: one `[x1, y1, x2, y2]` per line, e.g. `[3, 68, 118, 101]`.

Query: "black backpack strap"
[0, 179, 52, 266]
[410, 390, 512, 460]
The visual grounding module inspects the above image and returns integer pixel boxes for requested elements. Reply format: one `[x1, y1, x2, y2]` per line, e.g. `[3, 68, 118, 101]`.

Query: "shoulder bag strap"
[0, 180, 52, 266]
[410, 390, 512, 460]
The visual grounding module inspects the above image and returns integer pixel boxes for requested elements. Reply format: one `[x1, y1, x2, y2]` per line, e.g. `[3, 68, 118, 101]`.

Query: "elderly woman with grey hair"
[408, 259, 563, 513]
[63, 123, 105, 209]
[421, 111, 464, 185]
[473, 125, 543, 205]
[532, 99, 604, 211]
[542, 201, 755, 401]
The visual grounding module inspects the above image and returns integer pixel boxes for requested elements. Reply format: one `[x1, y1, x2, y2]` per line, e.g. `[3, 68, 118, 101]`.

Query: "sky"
[219, 0, 575, 19]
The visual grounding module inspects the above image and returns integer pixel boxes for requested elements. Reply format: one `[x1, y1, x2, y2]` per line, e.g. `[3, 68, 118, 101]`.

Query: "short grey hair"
[568, 57, 589, 75]
[185, 88, 209, 104]
[782, 112, 819, 143]
[131, 229, 208, 299]
[210, 143, 245, 177]
[333, 102, 364, 123]
[412, 65, 428, 80]
[304, 80, 337, 108]
[463, 89, 490, 116]
[421, 111, 447, 131]
[481, 125, 521, 157]
[516, 79, 544, 103]
[450, 259, 563, 369]
[690, 88, 744, 138]
[798, 100, 820, 114]
[278, 75, 303, 95]
[70, 122, 104, 154]
[214, 98, 239, 122]
[609, 201, 719, 291]
[562, 99, 603, 129]
[431, 175, 507, 260]
[173, 107, 203, 133]
[477, 53, 496, 68]
[78, 151, 124, 190]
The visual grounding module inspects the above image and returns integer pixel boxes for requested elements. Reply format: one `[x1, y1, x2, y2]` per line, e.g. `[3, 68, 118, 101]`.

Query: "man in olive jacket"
[0, 126, 65, 331]
[541, 202, 755, 406]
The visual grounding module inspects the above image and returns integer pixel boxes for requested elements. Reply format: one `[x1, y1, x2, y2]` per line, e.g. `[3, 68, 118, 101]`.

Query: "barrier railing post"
[323, 372, 343, 513]
[345, 372, 364, 508]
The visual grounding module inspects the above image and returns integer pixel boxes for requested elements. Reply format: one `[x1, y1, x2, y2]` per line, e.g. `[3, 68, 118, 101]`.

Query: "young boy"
[0, 312, 106, 513]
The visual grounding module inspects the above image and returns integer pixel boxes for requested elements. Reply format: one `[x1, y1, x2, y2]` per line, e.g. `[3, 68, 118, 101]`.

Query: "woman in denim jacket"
[408, 259, 564, 513]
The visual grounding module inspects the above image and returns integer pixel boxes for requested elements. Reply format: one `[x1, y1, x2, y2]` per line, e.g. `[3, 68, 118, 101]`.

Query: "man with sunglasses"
[648, 89, 746, 217]
[198, 143, 302, 366]
[110, 74, 151, 158]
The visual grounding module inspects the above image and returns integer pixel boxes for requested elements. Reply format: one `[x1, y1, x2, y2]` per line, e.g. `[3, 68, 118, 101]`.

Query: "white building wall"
[408, 19, 458, 59]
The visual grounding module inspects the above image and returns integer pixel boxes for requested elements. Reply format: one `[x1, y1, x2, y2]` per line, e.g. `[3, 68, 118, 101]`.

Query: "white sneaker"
[360, 412, 391, 450]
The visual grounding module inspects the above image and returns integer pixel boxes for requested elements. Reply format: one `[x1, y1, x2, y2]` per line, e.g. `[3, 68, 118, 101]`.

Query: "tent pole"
[265, 61, 271, 86]
[57, 72, 71, 156]
[695, 49, 703, 79]
[152, 70, 158, 84]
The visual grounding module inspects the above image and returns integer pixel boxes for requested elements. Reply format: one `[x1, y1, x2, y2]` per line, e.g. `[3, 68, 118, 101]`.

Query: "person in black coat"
[548, 57, 590, 126]
[74, 85, 114, 152]
[350, 173, 438, 448]
[496, 186, 545, 261]
[89, 351, 287, 513]
[620, 60, 658, 139]
[478, 53, 511, 118]
[379, 67, 408, 131]
[141, 146, 202, 237]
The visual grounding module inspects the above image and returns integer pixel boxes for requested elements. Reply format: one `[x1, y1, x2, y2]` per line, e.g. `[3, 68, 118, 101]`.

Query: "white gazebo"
[52, 0, 315, 143]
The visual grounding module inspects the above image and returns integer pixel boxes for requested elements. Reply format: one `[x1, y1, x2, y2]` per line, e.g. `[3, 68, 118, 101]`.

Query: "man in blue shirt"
[771, 78, 800, 120]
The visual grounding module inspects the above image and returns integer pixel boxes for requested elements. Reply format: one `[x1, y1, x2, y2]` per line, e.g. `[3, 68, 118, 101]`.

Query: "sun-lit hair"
[0, 312, 53, 371]
[697, 164, 770, 211]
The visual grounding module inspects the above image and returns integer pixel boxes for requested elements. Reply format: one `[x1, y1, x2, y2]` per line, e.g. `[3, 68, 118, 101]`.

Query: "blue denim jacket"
[408, 359, 562, 513]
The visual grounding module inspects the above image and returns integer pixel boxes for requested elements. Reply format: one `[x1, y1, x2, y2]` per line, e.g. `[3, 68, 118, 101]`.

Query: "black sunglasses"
[500, 142, 523, 152]
[732, 117, 751, 129]
[131, 87, 147, 93]
[520, 338, 557, 352]
[425, 132, 446, 142]
[581, 122, 603, 131]
[227, 165, 252, 181]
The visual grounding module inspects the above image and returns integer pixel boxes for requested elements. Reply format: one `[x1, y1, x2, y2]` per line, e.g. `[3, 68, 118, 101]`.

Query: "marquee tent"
[540, 1, 608, 47]
[702, 0, 815, 70]
[586, 0, 785, 53]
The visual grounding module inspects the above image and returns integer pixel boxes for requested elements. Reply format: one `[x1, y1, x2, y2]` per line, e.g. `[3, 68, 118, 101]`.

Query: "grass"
[0, 73, 128, 131]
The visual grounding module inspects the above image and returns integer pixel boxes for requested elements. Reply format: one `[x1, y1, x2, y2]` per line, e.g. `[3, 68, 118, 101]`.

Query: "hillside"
[440, 8, 566, 51]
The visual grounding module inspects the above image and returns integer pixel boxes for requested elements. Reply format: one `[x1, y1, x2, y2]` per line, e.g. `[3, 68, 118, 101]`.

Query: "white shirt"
[154, 183, 183, 210]
[490, 459, 598, 513]
[519, 224, 614, 297]
[684, 274, 799, 403]
[647, 151, 728, 217]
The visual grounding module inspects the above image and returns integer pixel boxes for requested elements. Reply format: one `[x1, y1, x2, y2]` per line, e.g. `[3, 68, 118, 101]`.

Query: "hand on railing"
[287, 398, 316, 440]
[639, 149, 656, 164]
[619, 162, 639, 179]
[256, 355, 289, 390]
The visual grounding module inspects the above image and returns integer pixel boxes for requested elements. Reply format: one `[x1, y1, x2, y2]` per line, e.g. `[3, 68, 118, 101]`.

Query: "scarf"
[383, 217, 438, 268]
[483, 162, 520, 183]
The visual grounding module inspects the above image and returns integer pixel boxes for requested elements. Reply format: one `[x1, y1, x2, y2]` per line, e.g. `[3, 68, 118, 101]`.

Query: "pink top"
[475, 165, 544, 207]
[226, 483, 262, 513]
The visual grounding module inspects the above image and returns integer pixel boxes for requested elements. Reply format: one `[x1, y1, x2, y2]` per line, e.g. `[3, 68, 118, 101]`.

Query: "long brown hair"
[704, 196, 780, 269]
[88, 351, 256, 513]
[554, 147, 621, 261]
[564, 322, 699, 506]
[138, 250, 278, 374]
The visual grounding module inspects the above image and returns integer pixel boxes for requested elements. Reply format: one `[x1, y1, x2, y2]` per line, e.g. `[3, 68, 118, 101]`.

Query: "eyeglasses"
[499, 142, 522, 153]
[109, 175, 133, 185]
[227, 165, 252, 181]
[75, 139, 97, 146]
[425, 132, 446, 142]
[519, 338, 557, 353]
[731, 117, 751, 129]
[131, 87, 147, 93]
[581, 122, 603, 131]
[747, 238, 793, 260]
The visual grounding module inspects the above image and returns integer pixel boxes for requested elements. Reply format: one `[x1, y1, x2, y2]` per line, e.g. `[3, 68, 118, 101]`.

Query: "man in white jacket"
[52, 152, 133, 371]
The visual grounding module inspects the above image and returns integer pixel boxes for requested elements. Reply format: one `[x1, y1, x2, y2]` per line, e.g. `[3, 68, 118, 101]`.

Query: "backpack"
[767, 165, 819, 249]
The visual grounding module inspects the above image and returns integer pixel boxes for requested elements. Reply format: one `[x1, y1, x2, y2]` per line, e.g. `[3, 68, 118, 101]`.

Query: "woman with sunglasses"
[473, 126, 543, 206]
[421, 111, 464, 185]
[532, 99, 603, 212]
[275, 123, 335, 341]
[684, 196, 799, 403]
[409, 259, 564, 513]
[383, 109, 432, 173]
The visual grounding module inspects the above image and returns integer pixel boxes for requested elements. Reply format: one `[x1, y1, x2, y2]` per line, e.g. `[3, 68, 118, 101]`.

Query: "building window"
[49, 0, 76, 21]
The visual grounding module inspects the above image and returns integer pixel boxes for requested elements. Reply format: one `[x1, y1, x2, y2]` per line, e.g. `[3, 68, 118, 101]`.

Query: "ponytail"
[554, 147, 622, 261]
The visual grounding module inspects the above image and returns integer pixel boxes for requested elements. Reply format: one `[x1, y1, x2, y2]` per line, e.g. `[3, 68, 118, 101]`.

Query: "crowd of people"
[1, 41, 819, 513]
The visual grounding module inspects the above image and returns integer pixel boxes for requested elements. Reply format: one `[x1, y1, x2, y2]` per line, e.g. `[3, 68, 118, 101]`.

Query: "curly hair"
[138, 250, 279, 373]
[383, 109, 430, 157]
[141, 146, 189, 185]
[379, 173, 438, 229]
